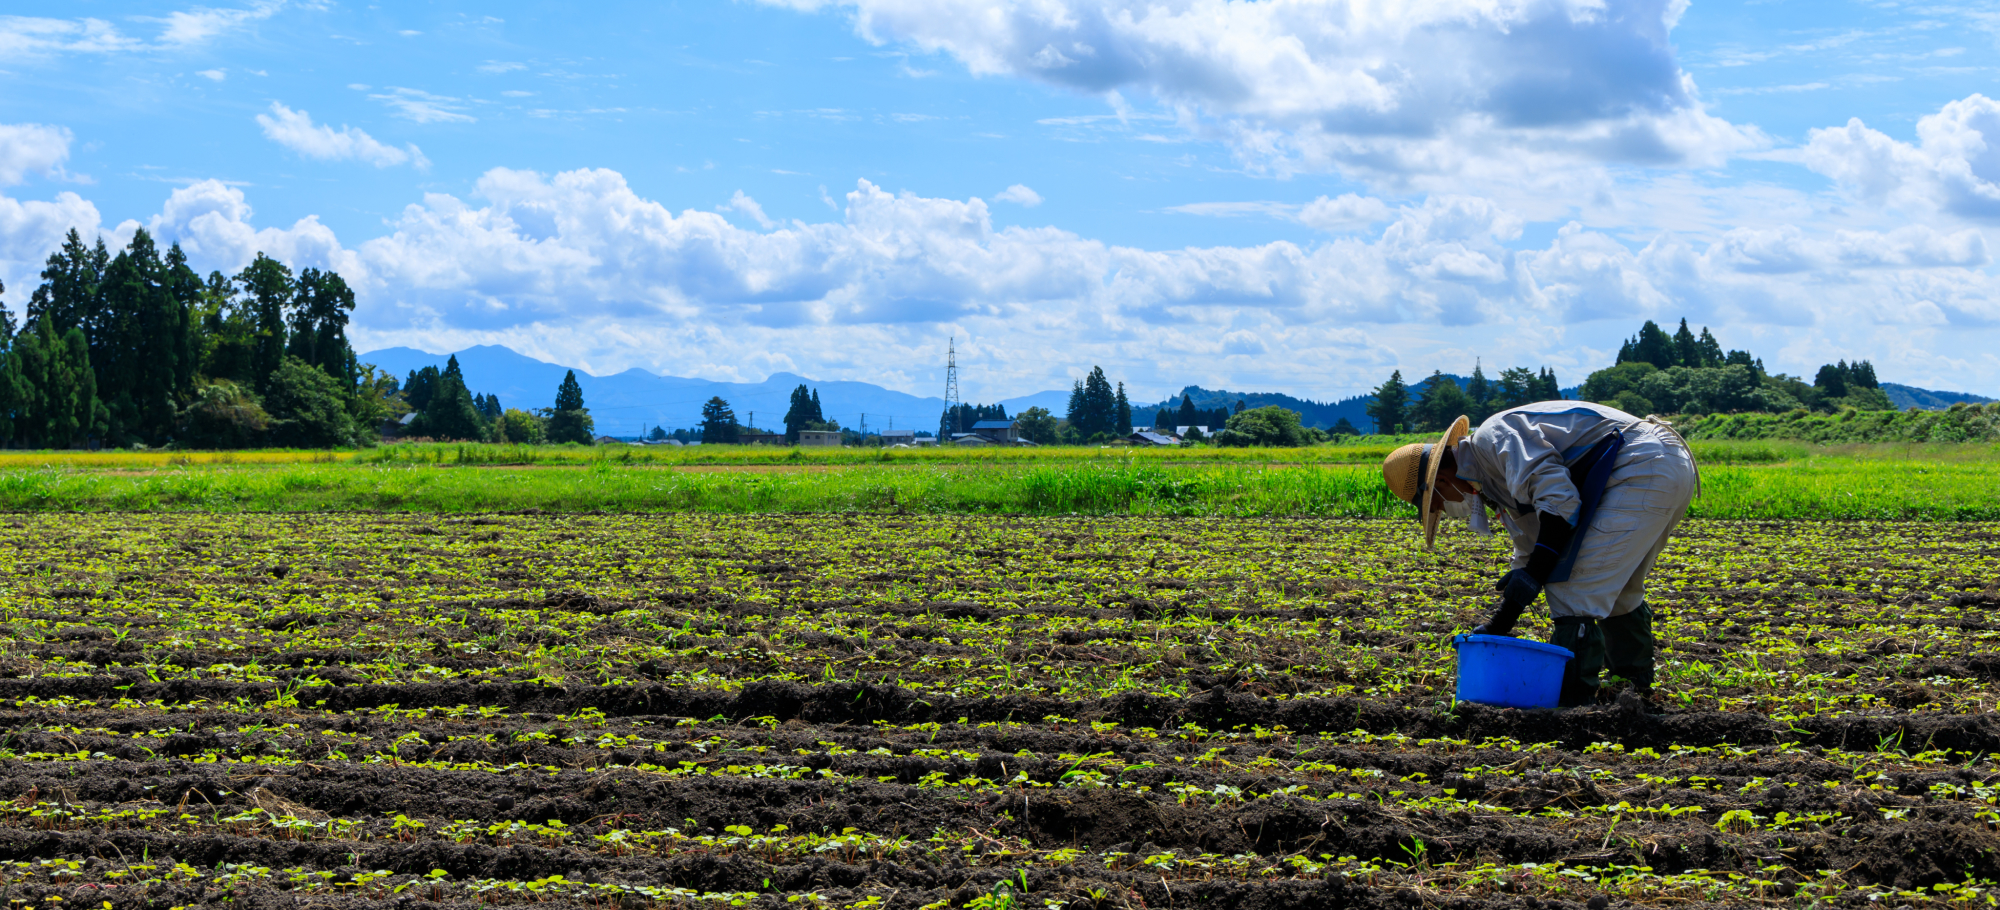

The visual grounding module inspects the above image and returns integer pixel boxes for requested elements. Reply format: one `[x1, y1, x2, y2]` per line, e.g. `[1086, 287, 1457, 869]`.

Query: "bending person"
[1381, 402, 1699, 706]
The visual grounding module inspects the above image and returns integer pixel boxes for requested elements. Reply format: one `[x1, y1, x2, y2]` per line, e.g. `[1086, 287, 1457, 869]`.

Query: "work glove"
[1472, 512, 1575, 637]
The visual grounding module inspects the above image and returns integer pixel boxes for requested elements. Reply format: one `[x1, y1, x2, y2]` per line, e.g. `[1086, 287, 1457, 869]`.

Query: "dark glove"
[1474, 513, 1574, 637]
[1472, 588, 1528, 637]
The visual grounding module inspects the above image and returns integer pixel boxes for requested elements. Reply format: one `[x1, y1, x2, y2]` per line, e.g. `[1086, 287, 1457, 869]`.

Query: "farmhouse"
[969, 419, 1020, 443]
[798, 429, 843, 447]
[1129, 431, 1179, 446]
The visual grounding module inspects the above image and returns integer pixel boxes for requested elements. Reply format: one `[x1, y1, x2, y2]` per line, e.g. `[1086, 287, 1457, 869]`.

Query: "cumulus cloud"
[994, 184, 1042, 207]
[7, 165, 2000, 395]
[719, 190, 776, 229]
[144, 179, 361, 279]
[0, 123, 74, 186]
[255, 103, 429, 169]
[1803, 93, 2000, 221]
[761, 0, 1762, 185]
[1297, 194, 1393, 232]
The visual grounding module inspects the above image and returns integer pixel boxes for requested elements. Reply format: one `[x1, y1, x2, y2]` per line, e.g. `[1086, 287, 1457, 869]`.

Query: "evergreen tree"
[1465, 361, 1493, 424]
[403, 366, 439, 413]
[1115, 382, 1132, 434]
[1537, 367, 1562, 401]
[409, 369, 485, 441]
[1069, 366, 1117, 439]
[1617, 320, 1679, 369]
[783, 383, 817, 443]
[1175, 393, 1199, 429]
[1696, 327, 1725, 369]
[235, 254, 294, 390]
[1329, 417, 1359, 437]
[1411, 371, 1472, 433]
[1153, 408, 1172, 431]
[1364, 370, 1408, 435]
[287, 268, 357, 380]
[26, 229, 107, 337]
[0, 287, 17, 446]
[1672, 318, 1701, 370]
[1814, 361, 1849, 398]
[547, 369, 594, 444]
[699, 396, 739, 444]
[1850, 360, 1879, 390]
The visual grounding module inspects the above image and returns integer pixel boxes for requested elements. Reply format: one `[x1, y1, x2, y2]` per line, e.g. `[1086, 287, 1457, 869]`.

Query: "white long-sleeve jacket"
[1453, 401, 1641, 566]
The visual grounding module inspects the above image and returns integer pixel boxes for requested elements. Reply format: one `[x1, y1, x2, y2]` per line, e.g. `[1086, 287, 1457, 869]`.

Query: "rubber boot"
[1549, 617, 1606, 707]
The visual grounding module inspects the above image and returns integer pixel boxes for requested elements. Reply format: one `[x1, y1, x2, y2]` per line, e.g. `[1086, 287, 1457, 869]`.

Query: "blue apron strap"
[1547, 432, 1624, 585]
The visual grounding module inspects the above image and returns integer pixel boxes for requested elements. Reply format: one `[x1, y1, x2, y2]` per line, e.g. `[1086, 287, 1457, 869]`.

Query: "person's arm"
[1467, 418, 1579, 636]
[1485, 412, 1581, 523]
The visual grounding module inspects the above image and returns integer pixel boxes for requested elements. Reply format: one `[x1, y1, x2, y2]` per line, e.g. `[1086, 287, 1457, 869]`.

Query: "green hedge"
[1675, 403, 2000, 444]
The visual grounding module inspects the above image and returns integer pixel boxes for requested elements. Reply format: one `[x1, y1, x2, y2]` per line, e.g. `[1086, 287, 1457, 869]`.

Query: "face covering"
[1442, 493, 1493, 536]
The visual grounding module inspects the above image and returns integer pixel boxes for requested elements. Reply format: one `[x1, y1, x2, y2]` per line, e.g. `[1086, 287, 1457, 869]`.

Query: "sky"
[0, 0, 1997, 405]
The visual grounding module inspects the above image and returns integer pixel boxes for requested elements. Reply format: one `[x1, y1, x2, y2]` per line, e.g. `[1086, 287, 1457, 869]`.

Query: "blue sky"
[1, 0, 1997, 404]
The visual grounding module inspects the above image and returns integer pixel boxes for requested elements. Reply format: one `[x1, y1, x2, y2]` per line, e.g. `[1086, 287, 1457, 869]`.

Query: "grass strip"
[0, 457, 1992, 518]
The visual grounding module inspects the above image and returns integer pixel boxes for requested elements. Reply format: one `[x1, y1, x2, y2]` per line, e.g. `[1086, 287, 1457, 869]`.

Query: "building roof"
[970, 420, 1016, 430]
[879, 428, 916, 437]
[1130, 431, 1179, 446]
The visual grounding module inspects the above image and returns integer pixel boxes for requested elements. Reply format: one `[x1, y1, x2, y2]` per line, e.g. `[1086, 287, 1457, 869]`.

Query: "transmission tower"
[943, 336, 962, 437]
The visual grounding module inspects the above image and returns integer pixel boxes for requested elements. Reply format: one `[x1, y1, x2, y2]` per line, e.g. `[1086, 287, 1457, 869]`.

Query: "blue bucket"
[1454, 634, 1573, 709]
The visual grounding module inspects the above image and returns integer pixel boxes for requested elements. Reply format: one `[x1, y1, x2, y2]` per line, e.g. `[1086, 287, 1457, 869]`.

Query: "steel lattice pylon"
[943, 336, 961, 436]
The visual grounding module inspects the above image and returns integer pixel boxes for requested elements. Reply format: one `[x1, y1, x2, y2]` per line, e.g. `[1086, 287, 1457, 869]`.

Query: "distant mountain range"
[1135, 387, 1375, 431]
[358, 345, 1071, 437]
[1882, 383, 1994, 410]
[358, 345, 1995, 437]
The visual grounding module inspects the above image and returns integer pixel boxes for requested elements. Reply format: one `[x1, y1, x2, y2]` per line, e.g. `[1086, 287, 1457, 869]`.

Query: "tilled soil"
[0, 513, 1994, 909]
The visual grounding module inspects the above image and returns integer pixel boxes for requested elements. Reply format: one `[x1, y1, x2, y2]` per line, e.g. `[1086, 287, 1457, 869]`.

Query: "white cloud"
[1803, 93, 2000, 222]
[0, 16, 143, 56]
[7, 165, 2000, 397]
[0, 2, 288, 60]
[138, 180, 361, 281]
[0, 123, 74, 186]
[369, 87, 476, 124]
[994, 184, 1042, 207]
[255, 103, 429, 169]
[196, 68, 226, 81]
[718, 190, 776, 229]
[477, 60, 527, 74]
[761, 0, 1763, 186]
[1298, 194, 1393, 232]
[149, 1, 286, 47]
[1168, 192, 1394, 232]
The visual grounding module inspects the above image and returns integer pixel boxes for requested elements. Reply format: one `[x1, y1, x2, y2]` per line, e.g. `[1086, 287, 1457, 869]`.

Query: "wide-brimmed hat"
[1381, 415, 1471, 549]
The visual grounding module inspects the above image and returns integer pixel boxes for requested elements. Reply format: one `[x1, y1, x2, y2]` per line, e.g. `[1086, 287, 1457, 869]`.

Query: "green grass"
[0, 451, 1995, 518]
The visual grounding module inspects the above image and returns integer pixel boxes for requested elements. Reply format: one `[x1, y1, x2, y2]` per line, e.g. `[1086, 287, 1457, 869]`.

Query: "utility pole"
[944, 336, 961, 437]
[860, 413, 867, 437]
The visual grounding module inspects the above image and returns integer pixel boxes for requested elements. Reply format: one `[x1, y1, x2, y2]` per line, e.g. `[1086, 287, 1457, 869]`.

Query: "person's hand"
[1469, 620, 1514, 638]
[1495, 567, 1543, 610]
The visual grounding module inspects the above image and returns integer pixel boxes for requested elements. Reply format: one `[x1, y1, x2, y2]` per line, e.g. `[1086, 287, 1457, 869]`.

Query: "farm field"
[1, 513, 1998, 908]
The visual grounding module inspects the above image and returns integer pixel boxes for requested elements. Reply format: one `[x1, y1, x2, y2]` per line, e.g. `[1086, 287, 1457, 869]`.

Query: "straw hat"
[1381, 415, 1471, 549]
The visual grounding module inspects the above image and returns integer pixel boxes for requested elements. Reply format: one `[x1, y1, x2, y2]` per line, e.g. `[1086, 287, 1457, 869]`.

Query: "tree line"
[398, 357, 596, 445]
[0, 229, 381, 448]
[1581, 319, 1888, 415]
[1364, 364, 1563, 435]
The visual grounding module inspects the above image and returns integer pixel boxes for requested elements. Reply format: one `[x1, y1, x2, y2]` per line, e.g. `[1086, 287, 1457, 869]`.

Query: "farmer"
[1381, 402, 1699, 706]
